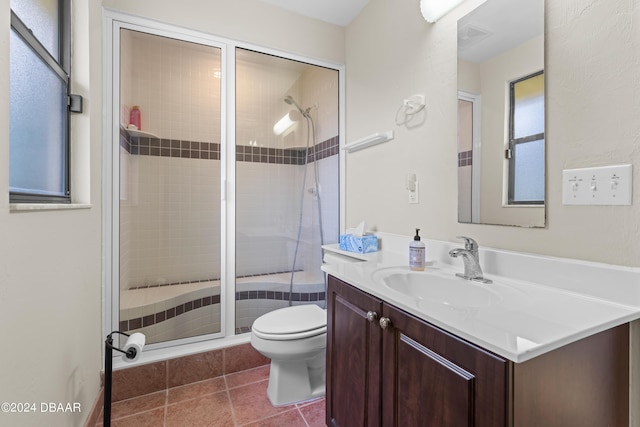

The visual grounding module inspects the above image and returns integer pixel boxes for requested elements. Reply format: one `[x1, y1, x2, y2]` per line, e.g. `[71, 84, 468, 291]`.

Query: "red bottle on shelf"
[129, 106, 141, 130]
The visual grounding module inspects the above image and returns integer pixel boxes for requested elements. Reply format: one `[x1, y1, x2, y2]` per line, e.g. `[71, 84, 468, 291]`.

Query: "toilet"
[250, 304, 327, 406]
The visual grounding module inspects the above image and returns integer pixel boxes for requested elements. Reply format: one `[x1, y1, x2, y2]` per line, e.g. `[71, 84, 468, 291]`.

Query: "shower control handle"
[379, 317, 391, 330]
[366, 311, 378, 322]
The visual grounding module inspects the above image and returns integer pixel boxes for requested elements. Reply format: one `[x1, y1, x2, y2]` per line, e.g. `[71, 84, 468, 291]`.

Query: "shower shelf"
[126, 128, 160, 139]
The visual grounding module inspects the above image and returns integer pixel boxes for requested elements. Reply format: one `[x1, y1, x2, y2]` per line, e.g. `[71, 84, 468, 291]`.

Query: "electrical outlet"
[409, 182, 419, 204]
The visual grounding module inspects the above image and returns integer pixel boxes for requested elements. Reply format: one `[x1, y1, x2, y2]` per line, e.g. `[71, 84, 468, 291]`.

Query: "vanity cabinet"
[326, 275, 630, 427]
[326, 275, 507, 427]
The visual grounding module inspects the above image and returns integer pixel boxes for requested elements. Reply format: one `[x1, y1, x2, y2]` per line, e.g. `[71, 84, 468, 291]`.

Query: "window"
[507, 71, 545, 205]
[9, 0, 71, 203]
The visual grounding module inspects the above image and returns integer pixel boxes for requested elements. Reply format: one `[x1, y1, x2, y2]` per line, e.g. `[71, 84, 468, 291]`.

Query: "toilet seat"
[252, 305, 327, 341]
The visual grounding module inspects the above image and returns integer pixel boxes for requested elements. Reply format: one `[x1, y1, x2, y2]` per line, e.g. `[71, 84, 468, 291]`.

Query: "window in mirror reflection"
[508, 71, 544, 205]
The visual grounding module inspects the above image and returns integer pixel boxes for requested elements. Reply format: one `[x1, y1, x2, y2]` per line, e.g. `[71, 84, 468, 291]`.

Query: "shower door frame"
[102, 10, 346, 367]
[104, 15, 231, 359]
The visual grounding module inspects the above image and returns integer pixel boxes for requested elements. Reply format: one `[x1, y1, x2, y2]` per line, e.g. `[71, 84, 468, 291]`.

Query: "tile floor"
[95, 364, 326, 426]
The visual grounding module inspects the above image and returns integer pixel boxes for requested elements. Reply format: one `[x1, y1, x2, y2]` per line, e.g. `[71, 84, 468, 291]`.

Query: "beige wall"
[345, 0, 640, 267]
[0, 1, 103, 426]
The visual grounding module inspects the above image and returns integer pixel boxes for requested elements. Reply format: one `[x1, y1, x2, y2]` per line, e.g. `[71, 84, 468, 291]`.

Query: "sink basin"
[372, 267, 502, 309]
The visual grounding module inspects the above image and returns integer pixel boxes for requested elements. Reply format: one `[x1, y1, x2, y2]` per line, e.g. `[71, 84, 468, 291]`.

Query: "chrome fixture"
[449, 236, 492, 284]
[273, 95, 309, 136]
[284, 95, 327, 308]
[284, 95, 311, 118]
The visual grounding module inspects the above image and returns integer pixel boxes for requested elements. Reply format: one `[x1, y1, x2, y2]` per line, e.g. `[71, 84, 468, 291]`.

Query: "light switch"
[407, 173, 419, 204]
[562, 164, 632, 205]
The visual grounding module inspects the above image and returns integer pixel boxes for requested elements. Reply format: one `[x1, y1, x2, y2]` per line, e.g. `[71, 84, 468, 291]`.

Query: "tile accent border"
[236, 290, 326, 303]
[119, 295, 221, 332]
[235, 145, 307, 165]
[458, 150, 473, 167]
[119, 126, 339, 165]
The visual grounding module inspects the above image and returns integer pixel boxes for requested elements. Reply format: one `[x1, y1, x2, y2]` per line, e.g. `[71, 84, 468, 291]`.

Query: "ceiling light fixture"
[420, 0, 465, 23]
[273, 111, 300, 136]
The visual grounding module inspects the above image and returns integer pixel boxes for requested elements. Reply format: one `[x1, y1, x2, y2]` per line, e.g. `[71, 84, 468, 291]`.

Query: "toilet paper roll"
[121, 332, 145, 363]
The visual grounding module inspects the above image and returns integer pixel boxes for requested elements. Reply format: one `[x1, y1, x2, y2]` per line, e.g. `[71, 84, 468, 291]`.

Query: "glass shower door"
[118, 29, 223, 345]
[234, 48, 340, 332]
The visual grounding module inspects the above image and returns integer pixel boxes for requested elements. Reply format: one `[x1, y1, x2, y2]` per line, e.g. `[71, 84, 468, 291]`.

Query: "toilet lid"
[252, 305, 326, 339]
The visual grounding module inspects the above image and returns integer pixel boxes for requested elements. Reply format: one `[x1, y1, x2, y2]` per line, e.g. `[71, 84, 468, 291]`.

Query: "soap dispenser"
[409, 228, 426, 271]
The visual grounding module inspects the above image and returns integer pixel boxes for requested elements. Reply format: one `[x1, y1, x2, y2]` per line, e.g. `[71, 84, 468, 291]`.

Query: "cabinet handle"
[379, 317, 391, 329]
[366, 311, 378, 322]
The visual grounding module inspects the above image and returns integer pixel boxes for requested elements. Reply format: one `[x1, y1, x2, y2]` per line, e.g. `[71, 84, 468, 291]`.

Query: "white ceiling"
[458, 0, 543, 63]
[256, 0, 370, 26]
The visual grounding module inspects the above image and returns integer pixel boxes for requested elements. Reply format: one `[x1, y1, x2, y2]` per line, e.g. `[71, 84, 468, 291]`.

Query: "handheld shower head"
[284, 95, 310, 117]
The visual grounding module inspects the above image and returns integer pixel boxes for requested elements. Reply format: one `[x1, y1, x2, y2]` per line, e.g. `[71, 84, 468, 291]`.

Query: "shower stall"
[110, 24, 340, 349]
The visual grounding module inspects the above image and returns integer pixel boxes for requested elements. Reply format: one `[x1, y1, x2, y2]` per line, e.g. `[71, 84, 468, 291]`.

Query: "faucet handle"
[455, 236, 478, 251]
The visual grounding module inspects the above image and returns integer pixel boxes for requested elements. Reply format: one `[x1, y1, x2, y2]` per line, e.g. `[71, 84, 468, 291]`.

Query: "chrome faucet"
[449, 236, 492, 284]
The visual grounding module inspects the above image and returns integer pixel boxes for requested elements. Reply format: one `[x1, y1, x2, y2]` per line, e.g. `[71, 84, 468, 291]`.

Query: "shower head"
[284, 95, 310, 118]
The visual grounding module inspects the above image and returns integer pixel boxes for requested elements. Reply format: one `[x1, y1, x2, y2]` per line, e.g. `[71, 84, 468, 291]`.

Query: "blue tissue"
[339, 234, 378, 254]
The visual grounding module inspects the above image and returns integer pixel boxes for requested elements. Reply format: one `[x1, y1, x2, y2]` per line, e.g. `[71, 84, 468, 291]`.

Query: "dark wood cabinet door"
[381, 303, 508, 427]
[327, 276, 383, 427]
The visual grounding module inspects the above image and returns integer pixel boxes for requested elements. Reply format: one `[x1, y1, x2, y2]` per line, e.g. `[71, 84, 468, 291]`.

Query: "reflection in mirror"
[457, 0, 545, 227]
[508, 71, 544, 205]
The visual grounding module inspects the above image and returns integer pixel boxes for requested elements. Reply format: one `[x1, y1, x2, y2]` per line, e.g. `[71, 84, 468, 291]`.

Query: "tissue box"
[339, 234, 378, 254]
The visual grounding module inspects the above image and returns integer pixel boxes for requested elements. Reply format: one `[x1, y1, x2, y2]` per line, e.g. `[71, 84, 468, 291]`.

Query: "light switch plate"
[562, 164, 632, 205]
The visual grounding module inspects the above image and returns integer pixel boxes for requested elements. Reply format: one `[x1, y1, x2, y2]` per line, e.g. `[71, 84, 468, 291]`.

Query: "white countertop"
[322, 233, 640, 363]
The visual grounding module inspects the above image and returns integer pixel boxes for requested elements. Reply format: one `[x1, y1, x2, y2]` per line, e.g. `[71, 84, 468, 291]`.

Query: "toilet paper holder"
[106, 331, 141, 360]
[104, 331, 144, 426]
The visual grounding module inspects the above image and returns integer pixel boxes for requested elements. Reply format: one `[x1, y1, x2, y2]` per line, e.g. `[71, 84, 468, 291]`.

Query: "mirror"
[457, 0, 545, 227]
